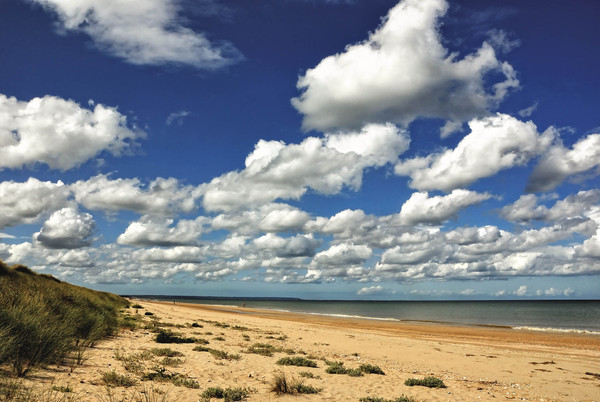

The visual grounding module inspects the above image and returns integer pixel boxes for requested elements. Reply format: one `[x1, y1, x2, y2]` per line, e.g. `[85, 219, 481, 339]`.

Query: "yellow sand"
[21, 300, 600, 401]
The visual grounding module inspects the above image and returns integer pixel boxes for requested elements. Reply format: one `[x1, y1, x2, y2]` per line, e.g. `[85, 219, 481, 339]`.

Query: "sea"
[131, 296, 600, 335]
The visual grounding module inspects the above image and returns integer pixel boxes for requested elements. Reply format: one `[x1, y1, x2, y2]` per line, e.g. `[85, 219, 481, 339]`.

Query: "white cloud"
[211, 203, 311, 235]
[0, 178, 70, 229]
[291, 0, 518, 133]
[526, 133, 600, 192]
[31, 0, 242, 69]
[514, 285, 528, 296]
[0, 94, 144, 170]
[396, 189, 492, 225]
[117, 215, 208, 247]
[356, 285, 386, 296]
[252, 233, 320, 258]
[500, 190, 600, 223]
[202, 123, 409, 211]
[34, 207, 95, 249]
[312, 243, 372, 267]
[445, 226, 501, 245]
[72, 174, 200, 215]
[166, 110, 191, 125]
[518, 102, 538, 118]
[395, 114, 555, 191]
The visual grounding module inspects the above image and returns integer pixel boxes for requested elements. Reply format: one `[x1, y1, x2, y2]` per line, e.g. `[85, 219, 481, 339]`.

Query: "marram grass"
[0, 259, 129, 376]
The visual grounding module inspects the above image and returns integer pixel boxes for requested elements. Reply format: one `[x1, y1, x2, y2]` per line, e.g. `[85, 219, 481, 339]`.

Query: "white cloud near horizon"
[292, 0, 518, 134]
[29, 0, 242, 69]
[0, 94, 144, 171]
[117, 216, 208, 247]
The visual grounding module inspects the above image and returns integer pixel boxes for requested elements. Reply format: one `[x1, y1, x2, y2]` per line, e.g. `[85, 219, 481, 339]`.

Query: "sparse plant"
[404, 376, 446, 388]
[270, 372, 321, 395]
[102, 370, 137, 387]
[193, 346, 240, 360]
[51, 385, 73, 393]
[151, 348, 184, 357]
[160, 356, 183, 366]
[214, 336, 226, 341]
[191, 322, 203, 328]
[132, 304, 143, 309]
[359, 364, 385, 375]
[276, 356, 318, 367]
[200, 386, 250, 401]
[299, 371, 320, 379]
[246, 343, 278, 357]
[359, 396, 416, 402]
[242, 334, 250, 341]
[154, 329, 196, 344]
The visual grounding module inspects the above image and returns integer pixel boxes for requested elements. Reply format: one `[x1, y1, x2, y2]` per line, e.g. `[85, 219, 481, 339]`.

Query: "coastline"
[20, 299, 600, 401]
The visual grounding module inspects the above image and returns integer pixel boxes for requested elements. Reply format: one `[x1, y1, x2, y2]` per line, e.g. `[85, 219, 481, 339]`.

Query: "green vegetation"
[150, 347, 184, 357]
[359, 364, 385, 375]
[193, 346, 241, 360]
[200, 386, 250, 401]
[0, 259, 129, 377]
[131, 304, 143, 309]
[102, 370, 137, 387]
[404, 376, 446, 388]
[154, 329, 196, 344]
[276, 356, 318, 368]
[51, 385, 73, 393]
[270, 372, 321, 395]
[298, 371, 320, 379]
[359, 396, 416, 402]
[324, 361, 384, 376]
[246, 342, 279, 357]
[142, 367, 200, 389]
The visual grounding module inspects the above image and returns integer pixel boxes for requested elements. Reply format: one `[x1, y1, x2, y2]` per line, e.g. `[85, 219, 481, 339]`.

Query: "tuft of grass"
[242, 334, 250, 341]
[246, 343, 279, 357]
[359, 396, 416, 402]
[193, 346, 240, 360]
[51, 385, 73, 393]
[404, 376, 446, 388]
[325, 361, 348, 374]
[160, 356, 183, 367]
[150, 348, 184, 357]
[213, 336, 226, 341]
[171, 377, 200, 389]
[102, 370, 137, 387]
[200, 386, 250, 401]
[270, 372, 321, 395]
[298, 371, 320, 379]
[191, 322, 203, 328]
[144, 311, 154, 316]
[142, 367, 199, 389]
[154, 329, 196, 344]
[359, 364, 385, 375]
[131, 304, 143, 309]
[276, 356, 317, 368]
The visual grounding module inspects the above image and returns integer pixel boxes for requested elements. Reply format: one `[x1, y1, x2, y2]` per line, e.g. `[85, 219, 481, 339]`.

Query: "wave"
[514, 326, 600, 335]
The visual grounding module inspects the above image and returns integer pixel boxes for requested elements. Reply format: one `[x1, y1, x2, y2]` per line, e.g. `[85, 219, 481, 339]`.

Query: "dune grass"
[404, 376, 446, 388]
[270, 372, 321, 395]
[0, 259, 129, 377]
[276, 356, 318, 368]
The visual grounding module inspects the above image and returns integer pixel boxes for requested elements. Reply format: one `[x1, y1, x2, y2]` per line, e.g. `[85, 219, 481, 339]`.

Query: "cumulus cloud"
[166, 110, 191, 125]
[526, 133, 600, 192]
[211, 203, 311, 235]
[34, 207, 95, 249]
[202, 123, 409, 211]
[396, 190, 492, 225]
[0, 178, 70, 229]
[252, 233, 320, 258]
[30, 0, 242, 69]
[312, 243, 372, 267]
[0, 94, 143, 170]
[117, 216, 208, 247]
[500, 190, 600, 223]
[291, 0, 518, 133]
[356, 285, 387, 296]
[395, 114, 555, 191]
[71, 174, 201, 215]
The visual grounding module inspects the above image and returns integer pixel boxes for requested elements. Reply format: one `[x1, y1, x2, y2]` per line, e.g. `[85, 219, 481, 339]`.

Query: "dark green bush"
[404, 376, 446, 388]
[155, 329, 196, 343]
[359, 363, 385, 375]
[276, 356, 317, 367]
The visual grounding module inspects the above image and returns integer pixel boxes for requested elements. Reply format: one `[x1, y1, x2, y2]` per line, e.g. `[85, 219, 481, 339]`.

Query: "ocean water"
[135, 296, 600, 334]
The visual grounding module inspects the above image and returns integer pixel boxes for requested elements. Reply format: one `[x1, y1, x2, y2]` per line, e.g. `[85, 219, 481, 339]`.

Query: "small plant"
[404, 376, 446, 388]
[242, 334, 250, 341]
[231, 325, 250, 331]
[276, 356, 317, 368]
[325, 361, 348, 374]
[145, 311, 154, 316]
[132, 304, 143, 309]
[191, 322, 203, 328]
[172, 377, 200, 389]
[359, 396, 416, 402]
[193, 346, 240, 360]
[160, 356, 183, 366]
[246, 343, 279, 357]
[298, 371, 320, 379]
[51, 385, 73, 393]
[102, 370, 137, 387]
[200, 386, 250, 401]
[359, 363, 385, 375]
[155, 329, 196, 344]
[151, 347, 184, 357]
[270, 372, 321, 395]
[214, 336, 226, 341]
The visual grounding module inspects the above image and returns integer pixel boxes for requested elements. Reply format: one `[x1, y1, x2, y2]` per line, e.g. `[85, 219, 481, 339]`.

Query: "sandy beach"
[21, 299, 600, 401]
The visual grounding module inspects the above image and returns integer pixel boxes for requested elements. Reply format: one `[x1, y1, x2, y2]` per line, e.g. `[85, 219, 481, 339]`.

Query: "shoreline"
[149, 300, 600, 354]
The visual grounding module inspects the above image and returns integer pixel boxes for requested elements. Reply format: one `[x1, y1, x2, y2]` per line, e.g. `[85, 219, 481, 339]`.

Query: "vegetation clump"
[270, 372, 321, 395]
[359, 396, 416, 402]
[102, 370, 137, 387]
[193, 346, 241, 360]
[0, 259, 129, 377]
[200, 386, 250, 401]
[276, 356, 318, 368]
[151, 348, 184, 357]
[154, 329, 196, 344]
[142, 367, 200, 389]
[246, 343, 279, 357]
[404, 376, 446, 388]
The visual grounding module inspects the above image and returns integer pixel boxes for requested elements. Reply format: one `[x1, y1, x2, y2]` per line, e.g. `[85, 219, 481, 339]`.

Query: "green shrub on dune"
[0, 259, 129, 376]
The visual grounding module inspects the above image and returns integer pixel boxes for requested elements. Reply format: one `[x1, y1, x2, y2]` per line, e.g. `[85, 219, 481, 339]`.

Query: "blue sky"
[1, 0, 599, 300]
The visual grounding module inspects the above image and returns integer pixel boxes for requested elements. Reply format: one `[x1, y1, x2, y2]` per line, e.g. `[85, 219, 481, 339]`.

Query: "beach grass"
[404, 376, 446, 388]
[276, 356, 318, 367]
[0, 259, 129, 377]
[270, 372, 321, 395]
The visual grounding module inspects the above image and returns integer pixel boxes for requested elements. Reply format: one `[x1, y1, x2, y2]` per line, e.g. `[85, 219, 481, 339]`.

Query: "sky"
[1, 0, 599, 300]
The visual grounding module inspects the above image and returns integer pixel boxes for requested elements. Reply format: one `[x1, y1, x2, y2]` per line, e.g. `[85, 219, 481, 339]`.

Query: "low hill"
[0, 259, 129, 376]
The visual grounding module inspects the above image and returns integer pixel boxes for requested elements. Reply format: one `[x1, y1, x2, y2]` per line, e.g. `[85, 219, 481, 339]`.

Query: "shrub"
[270, 372, 320, 395]
[404, 376, 446, 388]
[102, 370, 137, 387]
[151, 348, 184, 357]
[193, 346, 240, 360]
[131, 304, 143, 309]
[359, 397, 416, 402]
[51, 385, 73, 393]
[191, 322, 202, 328]
[298, 371, 320, 379]
[160, 356, 183, 366]
[325, 361, 348, 374]
[359, 364, 385, 375]
[145, 312, 154, 316]
[155, 329, 196, 344]
[200, 386, 249, 401]
[246, 343, 278, 357]
[276, 356, 317, 368]
[172, 377, 200, 389]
